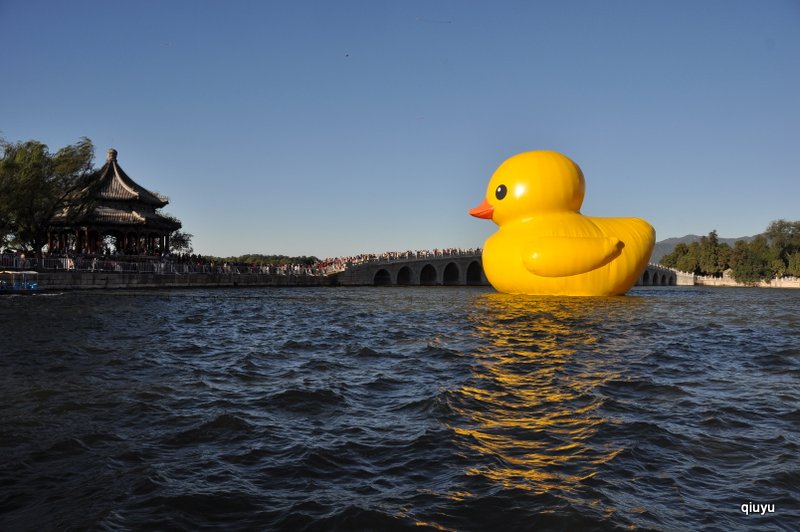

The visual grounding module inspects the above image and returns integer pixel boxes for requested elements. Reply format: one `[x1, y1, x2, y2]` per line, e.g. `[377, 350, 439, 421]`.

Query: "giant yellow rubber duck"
[469, 150, 655, 296]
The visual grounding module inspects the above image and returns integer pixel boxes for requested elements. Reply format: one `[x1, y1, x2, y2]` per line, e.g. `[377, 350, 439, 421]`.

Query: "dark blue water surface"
[1, 286, 798, 531]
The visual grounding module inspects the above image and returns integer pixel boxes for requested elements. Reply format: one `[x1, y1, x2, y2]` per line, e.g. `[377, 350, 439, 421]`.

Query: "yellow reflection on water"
[450, 293, 642, 495]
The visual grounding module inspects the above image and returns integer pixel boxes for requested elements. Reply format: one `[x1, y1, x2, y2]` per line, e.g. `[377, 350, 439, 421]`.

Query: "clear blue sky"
[2, 0, 798, 258]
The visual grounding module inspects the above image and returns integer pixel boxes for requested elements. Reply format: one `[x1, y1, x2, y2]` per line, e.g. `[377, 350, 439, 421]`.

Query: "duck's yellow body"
[470, 151, 655, 296]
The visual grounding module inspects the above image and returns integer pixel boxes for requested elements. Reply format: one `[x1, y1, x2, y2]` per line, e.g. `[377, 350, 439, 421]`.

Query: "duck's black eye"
[495, 184, 507, 200]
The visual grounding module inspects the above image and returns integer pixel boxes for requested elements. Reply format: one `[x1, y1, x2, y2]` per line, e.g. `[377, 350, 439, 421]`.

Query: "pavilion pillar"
[90, 231, 99, 254]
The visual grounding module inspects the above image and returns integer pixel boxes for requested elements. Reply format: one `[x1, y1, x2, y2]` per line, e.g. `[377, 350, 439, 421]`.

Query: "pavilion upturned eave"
[92, 148, 169, 208]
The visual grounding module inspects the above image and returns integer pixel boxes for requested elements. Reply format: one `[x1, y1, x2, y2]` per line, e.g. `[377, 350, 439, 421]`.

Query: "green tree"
[677, 242, 701, 274]
[0, 206, 11, 249]
[159, 213, 192, 255]
[170, 229, 194, 255]
[658, 243, 682, 269]
[770, 259, 786, 279]
[716, 243, 732, 275]
[764, 220, 800, 276]
[765, 220, 800, 258]
[659, 221, 800, 281]
[730, 236, 772, 283]
[697, 230, 729, 276]
[0, 137, 97, 255]
[660, 242, 695, 271]
[210, 254, 320, 266]
[787, 252, 800, 277]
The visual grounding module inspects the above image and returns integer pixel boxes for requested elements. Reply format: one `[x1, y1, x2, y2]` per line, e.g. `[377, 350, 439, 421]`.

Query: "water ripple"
[1, 286, 798, 530]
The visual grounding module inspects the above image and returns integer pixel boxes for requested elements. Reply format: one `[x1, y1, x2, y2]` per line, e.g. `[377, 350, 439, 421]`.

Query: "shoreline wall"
[671, 269, 799, 289]
[693, 275, 800, 289]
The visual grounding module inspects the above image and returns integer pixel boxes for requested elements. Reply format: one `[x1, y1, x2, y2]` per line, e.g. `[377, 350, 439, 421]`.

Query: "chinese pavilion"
[49, 148, 181, 256]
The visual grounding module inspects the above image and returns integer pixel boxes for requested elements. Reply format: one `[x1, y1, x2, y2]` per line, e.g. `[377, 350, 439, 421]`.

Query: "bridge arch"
[420, 264, 437, 285]
[340, 253, 677, 289]
[397, 266, 412, 286]
[636, 265, 677, 287]
[374, 269, 391, 286]
[466, 261, 483, 285]
[443, 262, 460, 285]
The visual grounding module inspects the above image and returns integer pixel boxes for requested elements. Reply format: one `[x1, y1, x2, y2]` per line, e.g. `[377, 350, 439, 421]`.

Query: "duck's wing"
[522, 236, 624, 277]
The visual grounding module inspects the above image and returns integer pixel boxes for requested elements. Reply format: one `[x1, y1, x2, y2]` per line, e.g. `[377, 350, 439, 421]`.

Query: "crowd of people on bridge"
[319, 248, 482, 271]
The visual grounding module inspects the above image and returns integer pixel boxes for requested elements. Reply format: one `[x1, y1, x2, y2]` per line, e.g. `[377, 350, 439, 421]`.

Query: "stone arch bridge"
[335, 252, 676, 287]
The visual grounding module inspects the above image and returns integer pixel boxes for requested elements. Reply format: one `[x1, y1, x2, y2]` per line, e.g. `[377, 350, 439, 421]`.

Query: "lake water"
[1, 286, 798, 531]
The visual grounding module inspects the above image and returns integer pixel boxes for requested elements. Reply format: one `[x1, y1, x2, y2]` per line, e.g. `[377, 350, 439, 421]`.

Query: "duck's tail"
[593, 217, 655, 292]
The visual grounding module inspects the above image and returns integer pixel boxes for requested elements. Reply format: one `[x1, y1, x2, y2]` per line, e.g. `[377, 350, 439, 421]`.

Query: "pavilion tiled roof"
[87, 206, 181, 230]
[91, 206, 146, 225]
[94, 149, 169, 207]
[50, 148, 181, 231]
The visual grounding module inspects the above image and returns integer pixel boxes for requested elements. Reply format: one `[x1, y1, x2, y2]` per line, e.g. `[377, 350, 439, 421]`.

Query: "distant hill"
[652, 234, 756, 263]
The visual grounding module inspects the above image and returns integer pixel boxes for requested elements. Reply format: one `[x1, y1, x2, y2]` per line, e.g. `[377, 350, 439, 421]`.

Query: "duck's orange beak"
[469, 199, 494, 219]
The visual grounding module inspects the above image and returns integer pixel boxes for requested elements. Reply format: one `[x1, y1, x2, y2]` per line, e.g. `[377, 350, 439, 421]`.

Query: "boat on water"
[0, 271, 39, 293]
